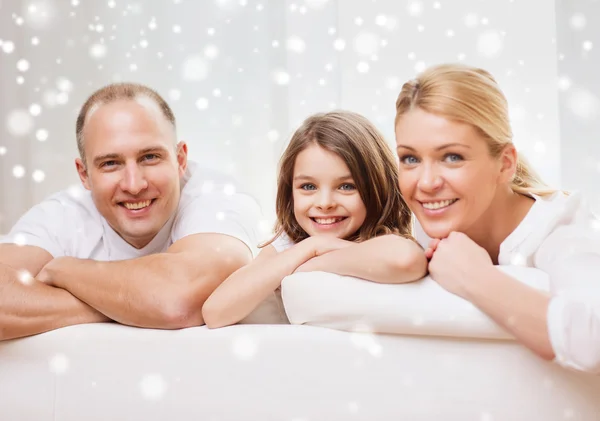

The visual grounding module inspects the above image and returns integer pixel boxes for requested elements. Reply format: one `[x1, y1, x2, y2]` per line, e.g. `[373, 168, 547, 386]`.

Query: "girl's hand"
[428, 232, 494, 299]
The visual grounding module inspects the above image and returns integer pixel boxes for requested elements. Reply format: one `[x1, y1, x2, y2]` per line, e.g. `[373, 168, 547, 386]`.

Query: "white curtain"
[1, 0, 581, 234]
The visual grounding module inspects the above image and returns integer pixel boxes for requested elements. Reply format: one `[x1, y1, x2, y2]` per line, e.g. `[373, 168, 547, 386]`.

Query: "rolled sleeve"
[0, 200, 67, 258]
[548, 294, 600, 374]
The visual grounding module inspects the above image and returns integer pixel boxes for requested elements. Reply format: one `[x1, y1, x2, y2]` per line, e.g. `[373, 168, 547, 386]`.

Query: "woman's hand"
[428, 232, 494, 299]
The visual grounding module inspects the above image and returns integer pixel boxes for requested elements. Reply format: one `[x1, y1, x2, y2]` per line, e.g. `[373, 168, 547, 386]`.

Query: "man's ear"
[176, 141, 188, 177]
[498, 143, 518, 184]
[75, 158, 91, 190]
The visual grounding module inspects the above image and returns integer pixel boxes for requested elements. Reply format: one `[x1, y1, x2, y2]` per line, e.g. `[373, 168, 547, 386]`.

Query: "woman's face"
[395, 108, 509, 239]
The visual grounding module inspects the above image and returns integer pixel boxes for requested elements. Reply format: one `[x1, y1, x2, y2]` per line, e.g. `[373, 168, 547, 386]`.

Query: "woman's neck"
[464, 189, 535, 264]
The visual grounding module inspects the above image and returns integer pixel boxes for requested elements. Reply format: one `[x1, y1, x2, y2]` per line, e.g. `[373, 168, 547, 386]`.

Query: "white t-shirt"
[0, 161, 262, 260]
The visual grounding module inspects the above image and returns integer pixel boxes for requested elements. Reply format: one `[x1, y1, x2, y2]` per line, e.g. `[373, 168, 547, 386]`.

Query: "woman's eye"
[400, 155, 419, 165]
[444, 153, 463, 163]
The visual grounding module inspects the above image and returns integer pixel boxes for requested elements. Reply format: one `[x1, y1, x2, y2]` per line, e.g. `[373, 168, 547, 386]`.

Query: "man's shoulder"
[178, 161, 261, 211]
[42, 185, 99, 219]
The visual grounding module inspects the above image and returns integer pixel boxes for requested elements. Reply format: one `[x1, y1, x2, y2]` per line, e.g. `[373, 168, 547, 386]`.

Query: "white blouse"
[498, 191, 600, 374]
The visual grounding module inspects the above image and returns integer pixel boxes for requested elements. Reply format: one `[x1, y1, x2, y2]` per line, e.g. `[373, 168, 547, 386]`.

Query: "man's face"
[76, 99, 187, 249]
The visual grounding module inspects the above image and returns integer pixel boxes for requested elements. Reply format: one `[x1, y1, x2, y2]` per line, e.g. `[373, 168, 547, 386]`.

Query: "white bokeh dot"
[29, 104, 42, 116]
[333, 38, 346, 51]
[414, 60, 426, 73]
[477, 30, 504, 58]
[407, 1, 423, 17]
[13, 165, 26, 178]
[195, 97, 209, 110]
[49, 353, 69, 374]
[7, 110, 34, 136]
[570, 13, 586, 31]
[2, 41, 15, 54]
[140, 374, 167, 400]
[567, 88, 600, 120]
[465, 13, 479, 28]
[18, 269, 34, 284]
[36, 129, 49, 141]
[356, 61, 369, 73]
[17, 59, 30, 72]
[168, 89, 181, 101]
[267, 130, 279, 142]
[286, 36, 306, 53]
[0, 146, 7, 155]
[32, 169, 45, 183]
[89, 43, 107, 59]
[224, 183, 236, 195]
[232, 333, 259, 360]
[14, 233, 27, 246]
[204, 44, 219, 59]
[583, 40, 593, 52]
[182, 55, 209, 81]
[353, 31, 380, 56]
[558, 76, 571, 91]
[273, 69, 290, 85]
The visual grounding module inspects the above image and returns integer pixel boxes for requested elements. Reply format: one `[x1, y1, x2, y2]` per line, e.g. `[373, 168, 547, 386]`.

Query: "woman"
[394, 63, 600, 375]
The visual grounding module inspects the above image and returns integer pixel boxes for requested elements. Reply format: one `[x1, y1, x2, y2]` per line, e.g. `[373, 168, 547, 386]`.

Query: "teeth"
[314, 217, 344, 225]
[123, 200, 151, 210]
[422, 199, 456, 210]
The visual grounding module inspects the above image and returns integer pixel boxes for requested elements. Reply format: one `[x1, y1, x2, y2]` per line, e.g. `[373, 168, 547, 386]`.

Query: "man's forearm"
[46, 255, 204, 329]
[0, 263, 110, 341]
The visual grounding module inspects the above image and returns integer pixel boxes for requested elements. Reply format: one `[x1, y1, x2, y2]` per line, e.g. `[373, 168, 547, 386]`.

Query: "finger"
[424, 247, 433, 260]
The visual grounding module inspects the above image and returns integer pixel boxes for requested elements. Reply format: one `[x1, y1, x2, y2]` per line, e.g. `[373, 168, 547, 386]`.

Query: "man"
[0, 83, 261, 340]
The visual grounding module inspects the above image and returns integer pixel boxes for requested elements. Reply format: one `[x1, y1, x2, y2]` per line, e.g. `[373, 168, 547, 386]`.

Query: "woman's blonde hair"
[395, 63, 556, 197]
[263, 110, 414, 247]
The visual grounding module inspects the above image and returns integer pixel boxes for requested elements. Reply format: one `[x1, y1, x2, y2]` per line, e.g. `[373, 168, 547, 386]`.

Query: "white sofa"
[1, 268, 599, 421]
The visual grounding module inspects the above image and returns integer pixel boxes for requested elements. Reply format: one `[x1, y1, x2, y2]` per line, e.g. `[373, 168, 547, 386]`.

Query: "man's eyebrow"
[93, 153, 121, 166]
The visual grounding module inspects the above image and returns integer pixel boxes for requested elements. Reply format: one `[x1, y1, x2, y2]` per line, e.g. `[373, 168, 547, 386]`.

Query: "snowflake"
[354, 31, 380, 56]
[477, 30, 503, 58]
[232, 333, 259, 360]
[286, 36, 306, 53]
[204, 45, 219, 59]
[182, 55, 209, 81]
[140, 374, 167, 400]
[333, 38, 346, 51]
[356, 61, 369, 73]
[49, 353, 69, 374]
[32, 170, 46, 183]
[195, 97, 209, 110]
[6, 110, 34, 136]
[272, 69, 290, 85]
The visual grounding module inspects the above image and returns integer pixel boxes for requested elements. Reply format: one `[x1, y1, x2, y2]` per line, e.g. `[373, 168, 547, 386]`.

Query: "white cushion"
[281, 266, 550, 340]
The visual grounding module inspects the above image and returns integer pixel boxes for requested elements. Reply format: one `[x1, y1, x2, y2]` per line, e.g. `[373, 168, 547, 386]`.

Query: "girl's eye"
[339, 183, 356, 191]
[300, 183, 316, 191]
[444, 153, 463, 163]
[400, 155, 419, 165]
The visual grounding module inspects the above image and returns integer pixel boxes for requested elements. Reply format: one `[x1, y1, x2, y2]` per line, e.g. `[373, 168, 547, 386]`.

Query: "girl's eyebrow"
[294, 174, 353, 181]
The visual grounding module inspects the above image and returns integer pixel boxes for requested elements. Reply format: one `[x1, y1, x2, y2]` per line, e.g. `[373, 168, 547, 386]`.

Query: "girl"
[394, 63, 600, 374]
[203, 111, 428, 328]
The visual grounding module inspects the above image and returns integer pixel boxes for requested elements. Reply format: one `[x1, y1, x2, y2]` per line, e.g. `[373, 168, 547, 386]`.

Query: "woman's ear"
[498, 144, 518, 184]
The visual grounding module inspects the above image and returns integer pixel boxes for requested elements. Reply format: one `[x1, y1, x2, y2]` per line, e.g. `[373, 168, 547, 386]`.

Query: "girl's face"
[395, 108, 509, 240]
[292, 144, 367, 239]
